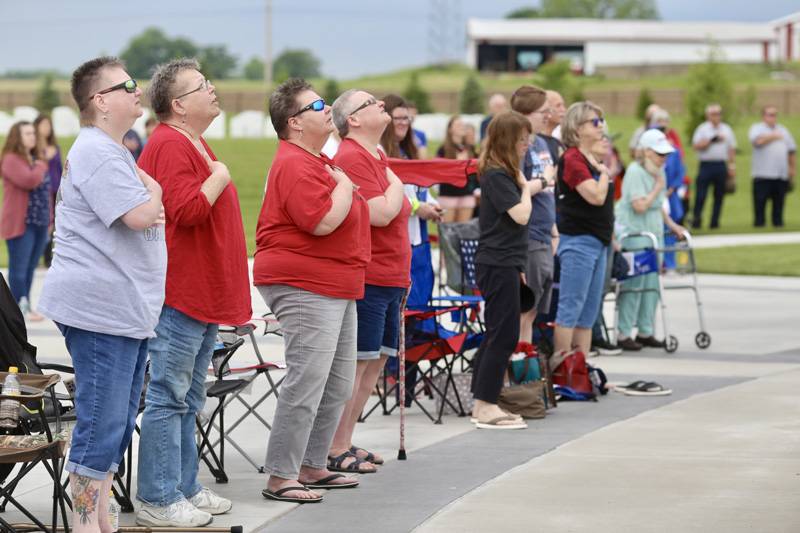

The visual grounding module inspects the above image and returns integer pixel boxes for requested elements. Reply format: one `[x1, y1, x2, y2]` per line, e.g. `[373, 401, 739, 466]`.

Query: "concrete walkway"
[3, 270, 799, 532]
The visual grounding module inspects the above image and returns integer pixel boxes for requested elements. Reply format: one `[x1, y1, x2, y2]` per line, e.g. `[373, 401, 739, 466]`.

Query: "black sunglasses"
[582, 117, 605, 128]
[349, 97, 377, 116]
[93, 79, 137, 98]
[174, 79, 212, 100]
[290, 98, 325, 119]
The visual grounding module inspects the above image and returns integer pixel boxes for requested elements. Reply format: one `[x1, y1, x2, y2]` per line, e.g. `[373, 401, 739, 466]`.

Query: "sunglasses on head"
[93, 79, 137, 98]
[290, 98, 325, 119]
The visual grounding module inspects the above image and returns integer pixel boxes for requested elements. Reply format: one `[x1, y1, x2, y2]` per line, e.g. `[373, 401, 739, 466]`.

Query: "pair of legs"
[617, 272, 660, 340]
[519, 241, 553, 345]
[6, 223, 49, 319]
[692, 161, 727, 229]
[753, 177, 788, 227]
[137, 305, 219, 509]
[471, 264, 524, 425]
[330, 284, 406, 466]
[439, 195, 475, 223]
[56, 323, 148, 533]
[260, 285, 358, 501]
[553, 234, 608, 355]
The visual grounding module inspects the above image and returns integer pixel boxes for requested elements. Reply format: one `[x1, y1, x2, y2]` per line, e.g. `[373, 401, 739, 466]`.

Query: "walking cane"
[11, 525, 244, 533]
[397, 289, 409, 461]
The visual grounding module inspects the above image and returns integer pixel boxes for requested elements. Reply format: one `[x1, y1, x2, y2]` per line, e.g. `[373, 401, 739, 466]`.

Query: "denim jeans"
[259, 284, 356, 479]
[556, 234, 608, 329]
[56, 323, 148, 480]
[137, 305, 218, 506]
[6, 223, 49, 303]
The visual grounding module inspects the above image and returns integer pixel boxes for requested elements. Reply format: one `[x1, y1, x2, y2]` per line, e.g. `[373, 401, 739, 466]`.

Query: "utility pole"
[264, 0, 273, 89]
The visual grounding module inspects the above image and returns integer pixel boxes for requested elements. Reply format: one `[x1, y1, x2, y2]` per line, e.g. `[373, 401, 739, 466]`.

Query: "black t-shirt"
[475, 167, 528, 269]
[437, 145, 477, 197]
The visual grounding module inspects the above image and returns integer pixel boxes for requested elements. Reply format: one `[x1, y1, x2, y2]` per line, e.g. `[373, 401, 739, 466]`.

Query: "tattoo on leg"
[73, 475, 100, 525]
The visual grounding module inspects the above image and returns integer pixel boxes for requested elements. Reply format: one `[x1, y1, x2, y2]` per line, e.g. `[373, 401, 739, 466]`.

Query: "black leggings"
[471, 264, 521, 403]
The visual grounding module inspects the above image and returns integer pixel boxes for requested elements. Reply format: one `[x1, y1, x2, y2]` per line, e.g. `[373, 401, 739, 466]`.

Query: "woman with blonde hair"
[470, 111, 534, 430]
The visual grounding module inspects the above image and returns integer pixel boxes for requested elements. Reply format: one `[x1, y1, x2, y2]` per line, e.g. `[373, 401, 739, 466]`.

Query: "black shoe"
[592, 338, 622, 356]
[618, 337, 643, 351]
[636, 335, 666, 348]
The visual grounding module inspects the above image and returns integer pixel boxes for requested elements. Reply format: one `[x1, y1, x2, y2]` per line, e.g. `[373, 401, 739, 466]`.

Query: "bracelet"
[410, 196, 420, 215]
[539, 176, 548, 189]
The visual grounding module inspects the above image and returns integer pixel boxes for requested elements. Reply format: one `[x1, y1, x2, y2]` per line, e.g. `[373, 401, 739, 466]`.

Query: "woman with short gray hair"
[254, 78, 370, 503]
[135, 58, 250, 527]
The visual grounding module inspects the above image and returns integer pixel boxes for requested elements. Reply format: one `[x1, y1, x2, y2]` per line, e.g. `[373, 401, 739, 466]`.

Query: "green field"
[694, 244, 800, 277]
[1, 112, 798, 275]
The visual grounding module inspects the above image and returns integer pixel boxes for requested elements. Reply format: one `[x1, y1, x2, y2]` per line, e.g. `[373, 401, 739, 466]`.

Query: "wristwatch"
[538, 176, 548, 189]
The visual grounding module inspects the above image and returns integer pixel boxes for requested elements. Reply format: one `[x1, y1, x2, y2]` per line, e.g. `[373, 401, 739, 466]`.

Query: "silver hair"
[561, 101, 603, 148]
[650, 108, 670, 124]
[331, 88, 360, 138]
[705, 103, 721, 115]
[148, 58, 202, 121]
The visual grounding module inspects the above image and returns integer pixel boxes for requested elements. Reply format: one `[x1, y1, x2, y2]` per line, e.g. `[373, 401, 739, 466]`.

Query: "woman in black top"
[471, 111, 533, 430]
[437, 115, 478, 222]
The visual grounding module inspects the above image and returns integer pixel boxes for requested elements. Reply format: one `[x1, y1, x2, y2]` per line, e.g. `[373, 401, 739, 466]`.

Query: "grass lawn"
[1, 112, 798, 275]
[694, 244, 800, 277]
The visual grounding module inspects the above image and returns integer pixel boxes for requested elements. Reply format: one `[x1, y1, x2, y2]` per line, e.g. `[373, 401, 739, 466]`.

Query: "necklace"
[166, 122, 209, 160]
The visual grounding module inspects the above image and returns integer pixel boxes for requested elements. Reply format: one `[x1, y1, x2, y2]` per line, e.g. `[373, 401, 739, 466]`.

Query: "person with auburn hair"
[552, 101, 615, 363]
[38, 56, 166, 533]
[0, 121, 49, 320]
[135, 58, 248, 527]
[471, 111, 534, 430]
[255, 78, 369, 503]
[436, 115, 478, 222]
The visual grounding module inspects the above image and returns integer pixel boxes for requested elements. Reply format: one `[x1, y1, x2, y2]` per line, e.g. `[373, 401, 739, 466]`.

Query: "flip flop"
[262, 486, 323, 503]
[350, 445, 384, 465]
[301, 474, 359, 490]
[327, 450, 377, 474]
[613, 380, 649, 392]
[475, 415, 527, 430]
[623, 381, 672, 396]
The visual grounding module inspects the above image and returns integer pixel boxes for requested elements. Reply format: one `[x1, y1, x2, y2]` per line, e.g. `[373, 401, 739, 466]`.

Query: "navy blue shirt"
[25, 164, 51, 227]
[522, 136, 556, 245]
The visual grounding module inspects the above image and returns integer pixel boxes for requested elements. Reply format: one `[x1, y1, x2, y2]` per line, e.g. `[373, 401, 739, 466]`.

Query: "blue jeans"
[56, 323, 148, 480]
[137, 305, 218, 506]
[556, 234, 608, 329]
[6, 223, 49, 303]
[356, 284, 406, 360]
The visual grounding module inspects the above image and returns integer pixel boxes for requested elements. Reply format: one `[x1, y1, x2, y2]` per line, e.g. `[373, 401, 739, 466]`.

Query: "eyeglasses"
[392, 116, 411, 123]
[582, 117, 605, 128]
[349, 97, 377, 116]
[533, 107, 552, 116]
[174, 79, 212, 100]
[289, 98, 325, 119]
[92, 79, 137, 98]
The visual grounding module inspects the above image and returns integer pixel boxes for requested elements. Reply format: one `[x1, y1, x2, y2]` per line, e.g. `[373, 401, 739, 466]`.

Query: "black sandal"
[262, 486, 323, 503]
[301, 473, 359, 489]
[327, 450, 377, 473]
[350, 445, 384, 465]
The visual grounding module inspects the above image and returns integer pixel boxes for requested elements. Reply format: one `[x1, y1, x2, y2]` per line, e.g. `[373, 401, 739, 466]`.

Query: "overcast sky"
[0, 0, 797, 78]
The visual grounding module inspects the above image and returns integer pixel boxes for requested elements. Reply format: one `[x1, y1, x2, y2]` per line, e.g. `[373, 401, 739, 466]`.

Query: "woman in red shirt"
[255, 79, 370, 503]
[0, 121, 49, 321]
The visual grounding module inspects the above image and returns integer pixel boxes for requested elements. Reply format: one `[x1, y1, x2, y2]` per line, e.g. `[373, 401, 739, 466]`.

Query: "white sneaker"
[136, 498, 212, 527]
[189, 487, 232, 515]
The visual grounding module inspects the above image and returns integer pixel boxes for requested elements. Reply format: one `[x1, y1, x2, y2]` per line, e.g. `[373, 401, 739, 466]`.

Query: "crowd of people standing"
[0, 54, 796, 531]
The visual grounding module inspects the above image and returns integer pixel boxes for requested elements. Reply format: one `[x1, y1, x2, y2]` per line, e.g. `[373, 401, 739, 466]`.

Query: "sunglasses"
[174, 78, 212, 100]
[582, 117, 605, 128]
[349, 97, 377, 116]
[392, 116, 411, 123]
[93, 79, 137, 98]
[290, 98, 325, 119]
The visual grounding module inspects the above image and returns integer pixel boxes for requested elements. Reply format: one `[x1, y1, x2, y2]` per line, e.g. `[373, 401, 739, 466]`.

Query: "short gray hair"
[705, 103, 721, 115]
[650, 108, 670, 125]
[269, 78, 312, 140]
[148, 58, 201, 121]
[331, 89, 359, 138]
[561, 101, 603, 148]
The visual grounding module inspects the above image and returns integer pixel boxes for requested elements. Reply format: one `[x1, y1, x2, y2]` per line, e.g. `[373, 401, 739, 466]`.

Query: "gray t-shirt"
[692, 121, 736, 162]
[748, 122, 797, 179]
[39, 127, 167, 339]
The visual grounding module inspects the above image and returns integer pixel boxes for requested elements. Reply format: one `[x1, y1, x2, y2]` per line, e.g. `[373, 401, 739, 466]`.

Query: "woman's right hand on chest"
[325, 164, 354, 188]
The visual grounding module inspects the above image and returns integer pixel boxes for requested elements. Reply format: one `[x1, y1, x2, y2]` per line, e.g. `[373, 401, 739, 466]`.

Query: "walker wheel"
[665, 335, 679, 353]
[695, 332, 711, 349]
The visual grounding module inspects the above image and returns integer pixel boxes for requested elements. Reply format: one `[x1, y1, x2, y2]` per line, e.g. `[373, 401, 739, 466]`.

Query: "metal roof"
[467, 18, 778, 45]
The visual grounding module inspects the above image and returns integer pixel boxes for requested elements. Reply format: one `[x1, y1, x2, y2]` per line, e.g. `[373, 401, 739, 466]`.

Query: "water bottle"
[108, 491, 120, 532]
[0, 367, 21, 430]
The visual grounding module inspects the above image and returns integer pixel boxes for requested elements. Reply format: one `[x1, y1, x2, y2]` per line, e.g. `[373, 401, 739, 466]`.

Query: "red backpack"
[552, 350, 593, 395]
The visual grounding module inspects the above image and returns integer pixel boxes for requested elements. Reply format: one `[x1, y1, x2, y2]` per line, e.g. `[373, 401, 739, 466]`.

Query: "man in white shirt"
[691, 103, 736, 229]
[748, 106, 796, 227]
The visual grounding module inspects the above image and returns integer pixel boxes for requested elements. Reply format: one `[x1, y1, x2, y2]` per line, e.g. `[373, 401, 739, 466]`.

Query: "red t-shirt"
[138, 124, 251, 325]
[253, 140, 371, 299]
[561, 147, 595, 190]
[335, 138, 411, 288]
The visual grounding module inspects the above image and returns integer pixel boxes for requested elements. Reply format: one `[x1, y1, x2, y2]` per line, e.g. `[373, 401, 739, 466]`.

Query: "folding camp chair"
[0, 372, 70, 533]
[197, 321, 285, 481]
